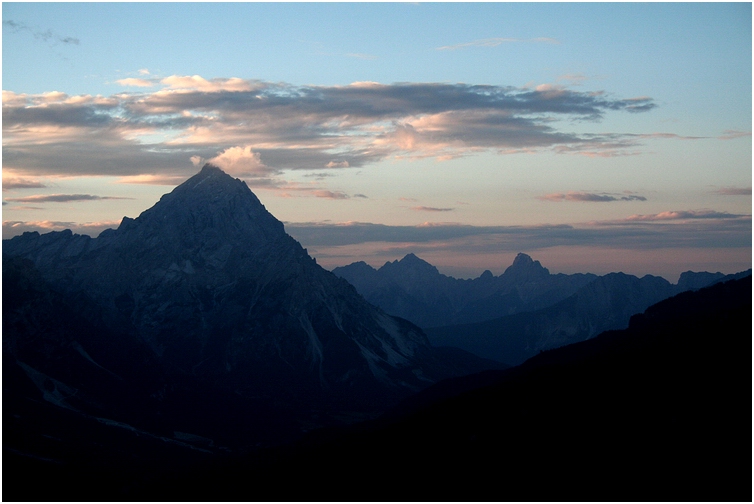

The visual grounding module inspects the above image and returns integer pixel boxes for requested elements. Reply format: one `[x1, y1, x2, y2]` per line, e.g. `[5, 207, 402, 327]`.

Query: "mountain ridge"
[25, 274, 747, 502]
[333, 251, 750, 364]
[3, 165, 502, 449]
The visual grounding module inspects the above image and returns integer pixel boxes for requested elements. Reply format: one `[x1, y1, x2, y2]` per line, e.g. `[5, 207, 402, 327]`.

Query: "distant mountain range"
[334, 252, 746, 329]
[333, 252, 599, 327]
[334, 251, 750, 365]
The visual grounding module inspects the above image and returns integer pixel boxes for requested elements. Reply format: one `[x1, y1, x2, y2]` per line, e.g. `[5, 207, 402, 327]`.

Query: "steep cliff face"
[4, 165, 483, 426]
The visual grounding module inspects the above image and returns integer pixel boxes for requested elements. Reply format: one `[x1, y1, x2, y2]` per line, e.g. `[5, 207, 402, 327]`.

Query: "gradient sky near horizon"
[2, 2, 751, 281]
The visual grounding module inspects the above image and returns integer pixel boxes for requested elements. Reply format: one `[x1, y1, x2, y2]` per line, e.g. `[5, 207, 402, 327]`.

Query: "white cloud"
[208, 146, 272, 178]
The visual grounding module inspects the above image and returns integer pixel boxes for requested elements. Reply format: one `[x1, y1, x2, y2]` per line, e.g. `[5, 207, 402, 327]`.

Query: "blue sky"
[2, 2, 751, 280]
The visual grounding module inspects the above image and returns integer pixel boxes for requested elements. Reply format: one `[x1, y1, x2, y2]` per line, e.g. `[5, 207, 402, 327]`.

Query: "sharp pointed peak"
[188, 163, 236, 183]
[122, 161, 284, 242]
[396, 253, 436, 270]
[400, 253, 425, 263]
[201, 163, 224, 173]
[173, 163, 253, 199]
[379, 253, 440, 276]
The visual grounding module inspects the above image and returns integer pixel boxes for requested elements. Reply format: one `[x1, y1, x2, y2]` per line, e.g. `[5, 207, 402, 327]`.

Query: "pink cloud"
[2, 176, 46, 190]
[116, 174, 187, 186]
[312, 190, 350, 200]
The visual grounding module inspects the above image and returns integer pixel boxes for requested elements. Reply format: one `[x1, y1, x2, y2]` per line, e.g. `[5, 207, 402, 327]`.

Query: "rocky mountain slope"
[426, 269, 751, 366]
[333, 252, 750, 333]
[17, 275, 747, 501]
[333, 252, 598, 327]
[262, 274, 746, 502]
[3, 165, 500, 451]
[334, 250, 750, 365]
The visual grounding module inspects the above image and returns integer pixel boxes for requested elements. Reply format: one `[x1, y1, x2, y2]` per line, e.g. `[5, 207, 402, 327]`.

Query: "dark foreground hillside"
[7, 275, 744, 502]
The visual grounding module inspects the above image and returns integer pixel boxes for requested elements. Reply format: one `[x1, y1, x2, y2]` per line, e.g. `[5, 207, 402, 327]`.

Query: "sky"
[2, 2, 751, 281]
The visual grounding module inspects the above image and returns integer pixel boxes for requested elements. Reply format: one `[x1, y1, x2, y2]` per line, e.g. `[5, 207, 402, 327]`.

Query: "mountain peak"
[401, 253, 426, 264]
[512, 253, 534, 266]
[175, 163, 252, 197]
[502, 252, 549, 280]
[125, 164, 284, 249]
[381, 253, 439, 274]
[200, 162, 224, 175]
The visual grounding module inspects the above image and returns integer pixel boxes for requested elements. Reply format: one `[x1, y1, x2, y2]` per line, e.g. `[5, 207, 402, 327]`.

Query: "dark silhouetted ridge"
[3, 165, 502, 492]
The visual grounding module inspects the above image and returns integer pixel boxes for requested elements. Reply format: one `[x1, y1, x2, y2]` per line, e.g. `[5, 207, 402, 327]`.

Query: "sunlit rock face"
[3, 165, 475, 420]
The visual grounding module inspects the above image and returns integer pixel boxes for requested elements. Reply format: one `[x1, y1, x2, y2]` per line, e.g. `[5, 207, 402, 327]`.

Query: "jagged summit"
[384, 253, 440, 274]
[512, 252, 534, 265]
[503, 252, 550, 279]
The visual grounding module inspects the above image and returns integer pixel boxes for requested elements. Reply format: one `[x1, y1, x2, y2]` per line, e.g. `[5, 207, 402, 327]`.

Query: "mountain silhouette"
[333, 252, 598, 327]
[3, 165, 500, 453]
[146, 275, 749, 502]
[22, 274, 747, 501]
[4, 165, 749, 501]
[334, 251, 751, 364]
